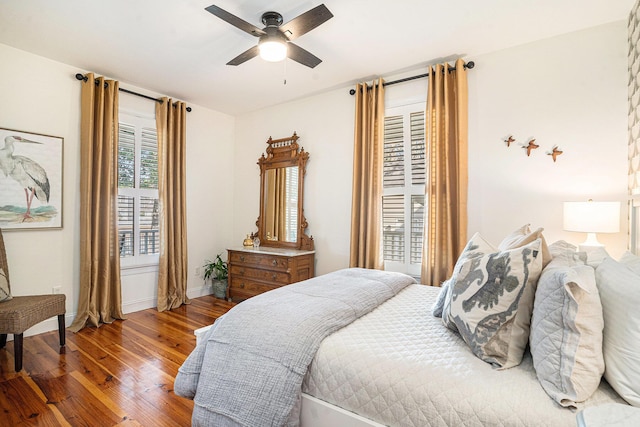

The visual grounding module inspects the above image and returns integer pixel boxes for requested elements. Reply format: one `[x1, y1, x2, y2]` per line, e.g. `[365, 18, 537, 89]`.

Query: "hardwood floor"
[0, 295, 235, 426]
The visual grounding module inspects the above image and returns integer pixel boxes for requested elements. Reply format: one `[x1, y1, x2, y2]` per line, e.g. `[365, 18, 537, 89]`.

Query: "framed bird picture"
[0, 128, 63, 230]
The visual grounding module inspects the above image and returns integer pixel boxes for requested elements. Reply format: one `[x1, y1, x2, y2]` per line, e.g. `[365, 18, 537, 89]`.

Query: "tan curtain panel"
[156, 98, 189, 312]
[70, 73, 125, 332]
[350, 78, 385, 269]
[421, 59, 469, 286]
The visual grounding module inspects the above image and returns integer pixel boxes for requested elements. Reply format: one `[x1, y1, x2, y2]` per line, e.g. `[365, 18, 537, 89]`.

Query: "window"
[118, 113, 159, 267]
[382, 103, 426, 276]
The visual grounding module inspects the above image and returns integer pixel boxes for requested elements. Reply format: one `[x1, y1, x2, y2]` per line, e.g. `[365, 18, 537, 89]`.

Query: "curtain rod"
[74, 73, 192, 112]
[348, 60, 475, 95]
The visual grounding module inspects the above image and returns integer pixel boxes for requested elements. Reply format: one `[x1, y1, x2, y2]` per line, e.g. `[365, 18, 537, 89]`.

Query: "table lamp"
[563, 200, 620, 252]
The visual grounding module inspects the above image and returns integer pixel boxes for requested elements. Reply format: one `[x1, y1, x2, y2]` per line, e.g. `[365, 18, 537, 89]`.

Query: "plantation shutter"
[118, 195, 134, 257]
[118, 123, 135, 188]
[382, 104, 426, 275]
[411, 112, 426, 185]
[382, 194, 405, 262]
[140, 127, 158, 189]
[117, 115, 160, 261]
[383, 115, 405, 188]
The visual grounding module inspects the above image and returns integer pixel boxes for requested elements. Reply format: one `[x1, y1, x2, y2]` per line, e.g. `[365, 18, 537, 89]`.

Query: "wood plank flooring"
[0, 295, 235, 426]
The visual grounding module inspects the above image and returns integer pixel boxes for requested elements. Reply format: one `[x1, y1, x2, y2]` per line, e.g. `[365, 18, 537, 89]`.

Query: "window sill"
[121, 256, 159, 276]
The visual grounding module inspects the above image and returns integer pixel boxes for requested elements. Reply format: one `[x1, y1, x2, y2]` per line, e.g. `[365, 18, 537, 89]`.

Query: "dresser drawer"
[229, 251, 290, 271]
[229, 264, 290, 285]
[227, 248, 315, 302]
[229, 277, 279, 296]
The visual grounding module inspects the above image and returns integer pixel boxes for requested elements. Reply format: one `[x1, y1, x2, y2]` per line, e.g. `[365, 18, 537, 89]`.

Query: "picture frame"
[0, 128, 63, 230]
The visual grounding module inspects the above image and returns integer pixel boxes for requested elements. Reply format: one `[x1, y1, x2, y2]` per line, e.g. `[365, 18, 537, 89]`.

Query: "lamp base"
[578, 232, 608, 259]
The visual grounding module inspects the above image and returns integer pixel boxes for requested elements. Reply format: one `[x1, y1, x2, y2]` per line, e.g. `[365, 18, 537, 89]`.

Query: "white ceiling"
[0, 1, 634, 115]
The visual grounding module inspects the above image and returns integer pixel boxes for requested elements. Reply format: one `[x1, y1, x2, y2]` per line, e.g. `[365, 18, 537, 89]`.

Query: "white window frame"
[118, 111, 160, 270]
[382, 102, 426, 277]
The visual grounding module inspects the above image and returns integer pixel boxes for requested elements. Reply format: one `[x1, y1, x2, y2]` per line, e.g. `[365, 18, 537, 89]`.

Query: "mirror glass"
[262, 166, 298, 243]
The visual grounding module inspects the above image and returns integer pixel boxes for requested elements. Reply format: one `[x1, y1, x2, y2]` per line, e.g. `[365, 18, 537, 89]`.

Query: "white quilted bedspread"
[302, 284, 625, 427]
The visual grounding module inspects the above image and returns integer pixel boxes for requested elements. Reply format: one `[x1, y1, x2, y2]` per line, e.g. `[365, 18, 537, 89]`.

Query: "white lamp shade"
[563, 201, 620, 233]
[259, 40, 287, 62]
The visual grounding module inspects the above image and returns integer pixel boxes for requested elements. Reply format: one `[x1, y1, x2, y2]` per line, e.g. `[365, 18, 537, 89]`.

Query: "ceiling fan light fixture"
[259, 39, 287, 62]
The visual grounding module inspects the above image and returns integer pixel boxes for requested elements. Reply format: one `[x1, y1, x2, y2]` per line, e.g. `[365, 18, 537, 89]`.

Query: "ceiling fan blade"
[280, 4, 333, 41]
[205, 4, 265, 37]
[287, 43, 322, 68]
[227, 45, 260, 66]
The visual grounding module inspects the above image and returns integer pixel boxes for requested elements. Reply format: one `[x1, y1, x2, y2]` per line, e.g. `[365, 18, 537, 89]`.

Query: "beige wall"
[0, 18, 630, 336]
[0, 43, 236, 335]
[235, 21, 629, 276]
[467, 21, 628, 253]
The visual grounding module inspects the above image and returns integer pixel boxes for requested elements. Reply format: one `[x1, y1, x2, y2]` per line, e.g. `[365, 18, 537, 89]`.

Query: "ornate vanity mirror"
[256, 132, 314, 250]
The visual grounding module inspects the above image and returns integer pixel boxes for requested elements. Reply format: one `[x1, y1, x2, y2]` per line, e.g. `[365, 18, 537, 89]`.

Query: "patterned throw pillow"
[0, 268, 11, 302]
[433, 232, 495, 318]
[443, 238, 543, 368]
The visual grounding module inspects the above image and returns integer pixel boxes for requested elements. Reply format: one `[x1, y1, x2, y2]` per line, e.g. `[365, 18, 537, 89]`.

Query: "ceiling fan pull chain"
[283, 58, 287, 85]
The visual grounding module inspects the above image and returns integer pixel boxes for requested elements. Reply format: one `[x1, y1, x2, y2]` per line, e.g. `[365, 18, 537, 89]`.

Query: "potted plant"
[204, 254, 228, 299]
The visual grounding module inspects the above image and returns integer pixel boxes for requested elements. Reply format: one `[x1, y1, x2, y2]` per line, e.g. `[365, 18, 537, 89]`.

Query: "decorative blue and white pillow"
[434, 232, 494, 318]
[443, 238, 543, 368]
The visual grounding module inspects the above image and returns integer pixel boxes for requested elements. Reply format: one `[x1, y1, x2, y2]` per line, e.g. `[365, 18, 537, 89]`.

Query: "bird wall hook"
[504, 135, 515, 147]
[522, 139, 539, 156]
[547, 146, 563, 162]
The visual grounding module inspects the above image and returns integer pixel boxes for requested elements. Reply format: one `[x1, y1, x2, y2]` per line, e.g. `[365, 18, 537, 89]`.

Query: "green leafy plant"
[203, 254, 228, 281]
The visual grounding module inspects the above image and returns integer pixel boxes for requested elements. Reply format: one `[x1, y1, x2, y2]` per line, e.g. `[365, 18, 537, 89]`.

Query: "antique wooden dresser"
[226, 247, 315, 302]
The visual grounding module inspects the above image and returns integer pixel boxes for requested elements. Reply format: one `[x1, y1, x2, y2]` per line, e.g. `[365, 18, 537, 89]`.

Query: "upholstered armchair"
[0, 228, 66, 371]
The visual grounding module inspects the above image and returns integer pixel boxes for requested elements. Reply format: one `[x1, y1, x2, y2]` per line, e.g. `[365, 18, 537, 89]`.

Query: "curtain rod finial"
[75, 73, 87, 82]
[465, 61, 475, 69]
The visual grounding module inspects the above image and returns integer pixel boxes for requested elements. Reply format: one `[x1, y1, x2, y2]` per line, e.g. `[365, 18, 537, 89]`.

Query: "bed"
[175, 229, 639, 426]
[300, 284, 623, 426]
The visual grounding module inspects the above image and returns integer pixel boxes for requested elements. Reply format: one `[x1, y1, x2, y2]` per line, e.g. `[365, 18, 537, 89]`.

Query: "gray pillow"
[530, 261, 604, 408]
[431, 279, 450, 318]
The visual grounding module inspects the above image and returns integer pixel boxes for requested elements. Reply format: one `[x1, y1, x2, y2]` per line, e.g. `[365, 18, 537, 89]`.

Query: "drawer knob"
[272, 259, 278, 266]
[239, 268, 245, 275]
[240, 255, 245, 262]
[271, 273, 277, 280]
[240, 282, 245, 289]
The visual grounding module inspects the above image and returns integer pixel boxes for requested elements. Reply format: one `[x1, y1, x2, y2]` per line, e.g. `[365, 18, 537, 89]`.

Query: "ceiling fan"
[205, 3, 333, 68]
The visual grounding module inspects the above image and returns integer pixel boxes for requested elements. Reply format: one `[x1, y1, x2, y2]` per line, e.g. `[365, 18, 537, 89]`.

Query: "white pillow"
[498, 223, 552, 267]
[595, 257, 640, 407]
[444, 238, 543, 368]
[585, 246, 610, 269]
[530, 261, 604, 407]
[620, 251, 640, 274]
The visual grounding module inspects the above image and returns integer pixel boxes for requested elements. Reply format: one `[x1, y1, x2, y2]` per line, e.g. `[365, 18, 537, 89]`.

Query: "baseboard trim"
[8, 285, 213, 340]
